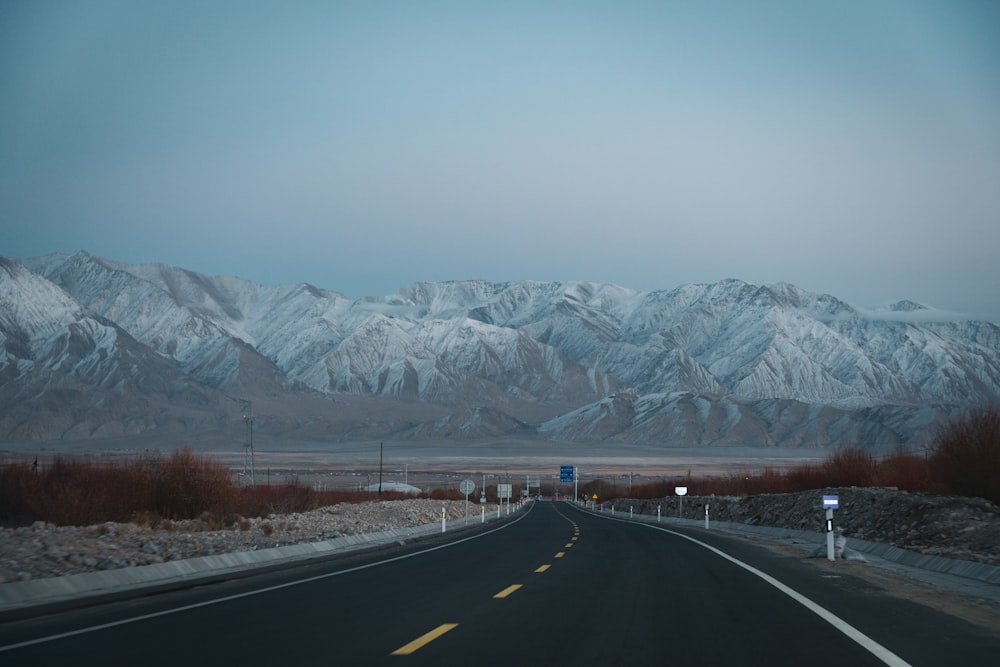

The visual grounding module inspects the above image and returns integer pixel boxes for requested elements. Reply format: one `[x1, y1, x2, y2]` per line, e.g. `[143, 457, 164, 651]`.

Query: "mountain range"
[2, 251, 997, 452]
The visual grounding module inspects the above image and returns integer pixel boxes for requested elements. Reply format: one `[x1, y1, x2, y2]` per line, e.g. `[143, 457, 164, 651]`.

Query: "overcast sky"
[3, 1, 999, 319]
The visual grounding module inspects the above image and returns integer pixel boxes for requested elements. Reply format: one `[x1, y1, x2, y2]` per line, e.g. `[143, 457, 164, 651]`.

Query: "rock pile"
[0, 499, 479, 584]
[613, 487, 1000, 565]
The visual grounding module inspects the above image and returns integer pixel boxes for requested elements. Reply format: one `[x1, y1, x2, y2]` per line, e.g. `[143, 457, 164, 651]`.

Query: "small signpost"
[675, 486, 688, 518]
[823, 495, 839, 561]
[460, 479, 475, 525]
[498, 483, 512, 516]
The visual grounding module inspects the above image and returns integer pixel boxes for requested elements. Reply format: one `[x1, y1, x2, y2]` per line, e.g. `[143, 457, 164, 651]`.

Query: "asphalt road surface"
[1, 501, 997, 666]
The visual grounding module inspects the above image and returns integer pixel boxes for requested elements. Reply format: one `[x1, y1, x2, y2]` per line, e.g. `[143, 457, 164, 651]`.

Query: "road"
[1, 501, 997, 665]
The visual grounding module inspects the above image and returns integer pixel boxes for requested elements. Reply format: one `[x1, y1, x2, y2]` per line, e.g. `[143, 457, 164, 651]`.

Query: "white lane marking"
[570, 504, 911, 667]
[0, 505, 534, 653]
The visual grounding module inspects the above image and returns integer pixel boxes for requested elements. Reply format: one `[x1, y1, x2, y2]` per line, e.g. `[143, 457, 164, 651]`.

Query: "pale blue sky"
[2, 1, 999, 318]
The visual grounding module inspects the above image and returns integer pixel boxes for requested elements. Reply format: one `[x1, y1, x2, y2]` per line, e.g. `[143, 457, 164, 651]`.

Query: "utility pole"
[243, 401, 255, 487]
[378, 441, 383, 495]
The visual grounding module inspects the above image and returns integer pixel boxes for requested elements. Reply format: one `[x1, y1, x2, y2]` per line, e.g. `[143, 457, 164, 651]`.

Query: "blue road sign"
[560, 466, 574, 483]
[822, 495, 839, 509]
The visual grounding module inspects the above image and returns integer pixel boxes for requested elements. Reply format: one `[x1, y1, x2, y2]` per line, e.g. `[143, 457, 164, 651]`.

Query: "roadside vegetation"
[591, 447, 944, 502]
[587, 406, 999, 505]
[1, 407, 996, 528]
[0, 448, 430, 528]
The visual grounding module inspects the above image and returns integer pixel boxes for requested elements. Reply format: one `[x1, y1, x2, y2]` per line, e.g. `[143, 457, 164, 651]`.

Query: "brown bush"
[0, 457, 158, 526]
[930, 406, 1000, 504]
[874, 451, 936, 492]
[821, 447, 877, 487]
[428, 488, 464, 500]
[152, 448, 239, 520]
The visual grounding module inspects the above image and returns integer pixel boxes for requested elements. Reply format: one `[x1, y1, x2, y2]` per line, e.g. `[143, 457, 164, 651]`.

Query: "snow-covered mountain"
[2, 251, 997, 450]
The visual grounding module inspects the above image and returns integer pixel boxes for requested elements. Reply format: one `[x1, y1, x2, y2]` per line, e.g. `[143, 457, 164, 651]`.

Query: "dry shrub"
[1, 457, 157, 526]
[875, 451, 935, 492]
[630, 480, 674, 499]
[821, 447, 876, 487]
[931, 406, 1000, 504]
[0, 448, 243, 527]
[153, 448, 238, 520]
[428, 488, 464, 500]
[132, 510, 161, 529]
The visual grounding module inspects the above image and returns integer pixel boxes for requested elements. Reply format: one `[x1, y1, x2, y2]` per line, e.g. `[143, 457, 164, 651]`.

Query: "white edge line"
[572, 504, 912, 667]
[0, 504, 534, 653]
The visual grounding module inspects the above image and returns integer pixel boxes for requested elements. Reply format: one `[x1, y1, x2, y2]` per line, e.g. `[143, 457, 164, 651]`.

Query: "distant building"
[361, 481, 422, 494]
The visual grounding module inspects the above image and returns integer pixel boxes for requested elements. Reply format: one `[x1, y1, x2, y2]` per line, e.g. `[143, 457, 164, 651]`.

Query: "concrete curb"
[0, 521, 448, 612]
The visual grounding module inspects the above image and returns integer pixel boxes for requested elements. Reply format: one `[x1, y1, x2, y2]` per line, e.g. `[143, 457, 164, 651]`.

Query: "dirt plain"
[4, 438, 829, 492]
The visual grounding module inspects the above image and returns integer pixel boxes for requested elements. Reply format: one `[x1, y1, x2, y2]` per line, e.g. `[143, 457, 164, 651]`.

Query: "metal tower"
[243, 401, 255, 487]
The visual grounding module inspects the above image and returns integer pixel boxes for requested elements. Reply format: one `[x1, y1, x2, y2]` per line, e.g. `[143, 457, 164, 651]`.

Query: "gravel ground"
[0, 499, 480, 584]
[610, 487, 1000, 565]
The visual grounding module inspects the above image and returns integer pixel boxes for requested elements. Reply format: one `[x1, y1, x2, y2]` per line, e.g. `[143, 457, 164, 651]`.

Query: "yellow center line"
[555, 551, 565, 558]
[535, 564, 551, 573]
[494, 584, 523, 599]
[565, 543, 573, 548]
[390, 623, 459, 655]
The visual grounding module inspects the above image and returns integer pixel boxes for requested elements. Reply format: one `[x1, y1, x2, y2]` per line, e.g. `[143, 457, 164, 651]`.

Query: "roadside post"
[460, 479, 475, 526]
[441, 506, 446, 533]
[705, 503, 710, 529]
[823, 495, 839, 561]
[676, 486, 688, 518]
[498, 483, 512, 517]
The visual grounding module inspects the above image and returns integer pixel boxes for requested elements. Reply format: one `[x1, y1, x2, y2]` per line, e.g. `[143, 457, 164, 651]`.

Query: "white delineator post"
[705, 503, 710, 530]
[826, 508, 835, 560]
[822, 495, 839, 561]
[441, 506, 446, 533]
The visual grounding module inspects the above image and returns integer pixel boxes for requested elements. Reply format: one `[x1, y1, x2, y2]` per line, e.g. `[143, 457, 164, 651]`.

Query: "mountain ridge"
[2, 251, 997, 451]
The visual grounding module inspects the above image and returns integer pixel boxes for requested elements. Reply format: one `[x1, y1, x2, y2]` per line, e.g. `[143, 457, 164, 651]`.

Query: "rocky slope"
[615, 487, 1000, 565]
